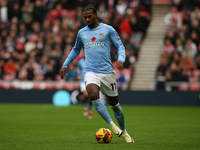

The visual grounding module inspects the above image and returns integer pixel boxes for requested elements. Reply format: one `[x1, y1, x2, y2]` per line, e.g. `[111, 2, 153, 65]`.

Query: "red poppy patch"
[91, 37, 96, 42]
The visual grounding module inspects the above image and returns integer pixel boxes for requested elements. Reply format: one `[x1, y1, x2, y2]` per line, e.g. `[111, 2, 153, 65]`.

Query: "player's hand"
[60, 67, 68, 79]
[116, 61, 123, 70]
[77, 74, 81, 81]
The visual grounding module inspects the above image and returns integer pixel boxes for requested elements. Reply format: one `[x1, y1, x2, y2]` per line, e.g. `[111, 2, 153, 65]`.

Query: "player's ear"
[94, 12, 97, 18]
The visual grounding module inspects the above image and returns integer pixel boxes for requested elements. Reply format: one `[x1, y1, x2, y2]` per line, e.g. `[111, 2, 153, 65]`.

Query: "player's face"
[83, 9, 97, 28]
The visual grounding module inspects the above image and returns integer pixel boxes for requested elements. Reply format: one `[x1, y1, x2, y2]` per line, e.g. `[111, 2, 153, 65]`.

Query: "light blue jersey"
[62, 23, 126, 73]
[77, 58, 85, 83]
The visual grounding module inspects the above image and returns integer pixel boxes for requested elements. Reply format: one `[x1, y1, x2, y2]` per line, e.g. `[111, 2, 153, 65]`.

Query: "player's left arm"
[109, 27, 126, 70]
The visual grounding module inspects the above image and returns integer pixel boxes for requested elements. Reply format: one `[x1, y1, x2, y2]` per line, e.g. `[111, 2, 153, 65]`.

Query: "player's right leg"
[86, 83, 111, 122]
[86, 84, 121, 136]
[85, 72, 121, 136]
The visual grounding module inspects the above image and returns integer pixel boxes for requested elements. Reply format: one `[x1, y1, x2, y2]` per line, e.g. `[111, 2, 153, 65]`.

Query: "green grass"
[0, 104, 200, 150]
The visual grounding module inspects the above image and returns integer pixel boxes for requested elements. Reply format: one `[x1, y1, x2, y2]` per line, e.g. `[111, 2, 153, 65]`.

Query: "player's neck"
[90, 22, 100, 29]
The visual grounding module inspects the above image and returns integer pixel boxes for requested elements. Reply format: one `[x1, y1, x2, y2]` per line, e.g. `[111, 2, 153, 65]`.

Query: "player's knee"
[112, 106, 121, 113]
[109, 101, 118, 106]
[89, 92, 99, 100]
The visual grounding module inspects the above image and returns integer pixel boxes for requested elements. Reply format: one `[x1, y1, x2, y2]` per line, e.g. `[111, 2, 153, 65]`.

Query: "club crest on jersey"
[91, 37, 96, 42]
[99, 33, 104, 38]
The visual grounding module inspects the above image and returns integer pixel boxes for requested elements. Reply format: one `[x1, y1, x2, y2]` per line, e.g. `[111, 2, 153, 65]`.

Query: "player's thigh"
[99, 73, 118, 97]
[84, 72, 101, 100]
[86, 84, 100, 100]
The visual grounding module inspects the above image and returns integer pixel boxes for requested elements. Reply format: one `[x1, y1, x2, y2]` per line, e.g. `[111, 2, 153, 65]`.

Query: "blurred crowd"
[0, 0, 151, 90]
[156, 0, 200, 91]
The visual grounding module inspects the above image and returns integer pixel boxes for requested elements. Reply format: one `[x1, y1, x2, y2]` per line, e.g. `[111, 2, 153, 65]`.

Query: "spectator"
[44, 64, 56, 80]
[190, 6, 200, 21]
[49, 3, 63, 24]
[190, 19, 199, 33]
[179, 69, 189, 82]
[25, 52, 39, 76]
[8, 3, 21, 21]
[162, 38, 175, 57]
[190, 31, 199, 47]
[194, 55, 200, 70]
[115, 0, 128, 16]
[164, 6, 182, 29]
[0, 0, 8, 23]
[123, 49, 136, 69]
[15, 37, 25, 53]
[165, 71, 172, 82]
[165, 29, 176, 45]
[33, 0, 47, 24]
[4, 36, 15, 52]
[179, 53, 193, 70]
[27, 64, 35, 80]
[0, 59, 5, 79]
[168, 61, 181, 81]
[178, 31, 187, 47]
[156, 71, 166, 90]
[125, 37, 137, 56]
[38, 55, 49, 75]
[116, 70, 126, 90]
[170, 50, 181, 65]
[129, 0, 139, 13]
[97, 2, 108, 22]
[183, 39, 197, 60]
[21, 0, 34, 22]
[119, 9, 134, 43]
[196, 44, 200, 57]
[3, 58, 16, 75]
[175, 38, 184, 52]
[1, 30, 8, 44]
[24, 35, 37, 54]
[157, 59, 168, 75]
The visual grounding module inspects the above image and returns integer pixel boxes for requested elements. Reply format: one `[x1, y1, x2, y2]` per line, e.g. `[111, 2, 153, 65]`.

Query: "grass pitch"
[0, 104, 200, 150]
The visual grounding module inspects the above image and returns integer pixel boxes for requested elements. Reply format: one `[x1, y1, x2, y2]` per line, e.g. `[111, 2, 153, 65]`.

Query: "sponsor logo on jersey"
[91, 37, 96, 42]
[84, 42, 105, 48]
[99, 33, 104, 38]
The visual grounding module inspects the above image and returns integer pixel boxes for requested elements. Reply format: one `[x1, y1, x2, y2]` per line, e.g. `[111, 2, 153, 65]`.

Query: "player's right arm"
[60, 31, 83, 79]
[77, 60, 81, 81]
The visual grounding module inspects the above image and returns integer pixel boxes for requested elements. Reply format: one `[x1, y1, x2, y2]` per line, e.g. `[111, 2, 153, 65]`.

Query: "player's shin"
[110, 103, 125, 130]
[92, 99, 112, 123]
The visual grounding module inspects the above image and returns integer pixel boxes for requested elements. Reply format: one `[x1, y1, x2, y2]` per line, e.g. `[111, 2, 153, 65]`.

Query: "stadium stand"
[156, 0, 200, 91]
[0, 0, 152, 90]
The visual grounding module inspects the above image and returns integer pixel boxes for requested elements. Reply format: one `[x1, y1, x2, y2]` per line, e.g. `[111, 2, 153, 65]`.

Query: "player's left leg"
[100, 73, 134, 143]
[87, 95, 93, 119]
[82, 90, 92, 118]
[106, 95, 134, 143]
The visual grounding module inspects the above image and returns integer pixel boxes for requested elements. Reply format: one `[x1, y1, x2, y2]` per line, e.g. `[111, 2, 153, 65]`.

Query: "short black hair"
[83, 5, 97, 14]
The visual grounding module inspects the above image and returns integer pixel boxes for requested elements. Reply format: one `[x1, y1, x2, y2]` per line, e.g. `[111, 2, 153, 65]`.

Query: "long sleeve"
[62, 31, 83, 68]
[109, 27, 126, 63]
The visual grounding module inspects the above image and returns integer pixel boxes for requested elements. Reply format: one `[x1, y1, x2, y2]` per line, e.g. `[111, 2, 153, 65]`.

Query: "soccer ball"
[95, 128, 112, 143]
